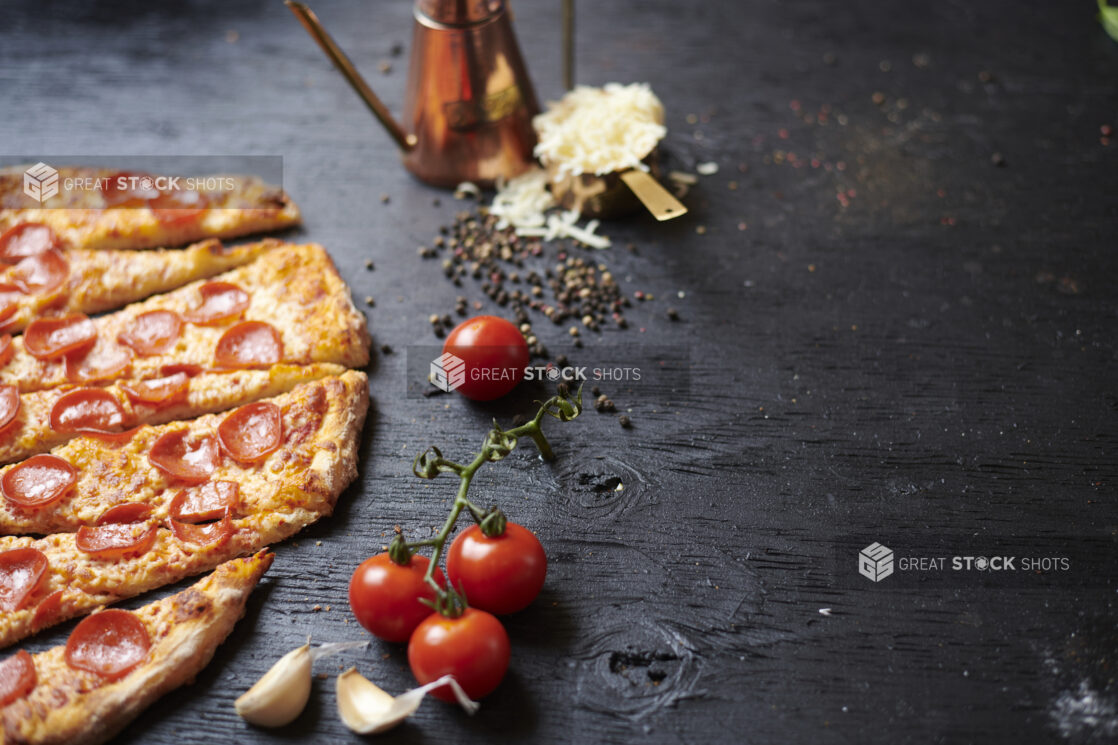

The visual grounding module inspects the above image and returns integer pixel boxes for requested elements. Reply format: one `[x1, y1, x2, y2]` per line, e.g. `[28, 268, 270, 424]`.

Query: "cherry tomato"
[348, 553, 445, 643]
[441, 315, 529, 401]
[447, 522, 547, 615]
[408, 608, 510, 701]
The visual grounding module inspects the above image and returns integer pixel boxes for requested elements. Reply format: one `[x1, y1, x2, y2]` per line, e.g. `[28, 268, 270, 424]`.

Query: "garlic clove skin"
[235, 644, 313, 727]
[235, 640, 367, 727]
[336, 669, 479, 735]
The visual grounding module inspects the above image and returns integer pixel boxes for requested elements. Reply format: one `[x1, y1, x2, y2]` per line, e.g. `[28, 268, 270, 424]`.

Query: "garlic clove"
[235, 640, 367, 727]
[336, 669, 479, 735]
[235, 644, 312, 727]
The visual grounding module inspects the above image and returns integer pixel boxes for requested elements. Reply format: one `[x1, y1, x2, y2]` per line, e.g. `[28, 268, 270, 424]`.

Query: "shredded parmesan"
[490, 168, 554, 230]
[533, 83, 667, 179]
[453, 181, 480, 200]
[488, 167, 612, 248]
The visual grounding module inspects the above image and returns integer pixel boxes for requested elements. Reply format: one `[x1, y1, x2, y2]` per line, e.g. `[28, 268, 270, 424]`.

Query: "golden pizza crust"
[0, 167, 301, 251]
[1, 243, 371, 393]
[0, 371, 368, 647]
[0, 551, 273, 745]
[0, 362, 345, 466]
[0, 238, 277, 334]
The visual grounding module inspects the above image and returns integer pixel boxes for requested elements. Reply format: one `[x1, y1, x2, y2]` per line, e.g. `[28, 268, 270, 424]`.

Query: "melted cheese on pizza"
[0, 552, 272, 745]
[0, 167, 300, 251]
[0, 372, 366, 648]
[0, 243, 371, 393]
[0, 239, 277, 334]
[0, 362, 345, 466]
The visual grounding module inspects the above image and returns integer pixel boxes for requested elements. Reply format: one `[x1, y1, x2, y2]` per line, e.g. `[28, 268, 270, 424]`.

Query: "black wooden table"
[2, 1, 1116, 743]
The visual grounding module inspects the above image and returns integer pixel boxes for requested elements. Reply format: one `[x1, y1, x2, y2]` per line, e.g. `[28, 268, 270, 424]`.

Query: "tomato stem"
[405, 385, 583, 609]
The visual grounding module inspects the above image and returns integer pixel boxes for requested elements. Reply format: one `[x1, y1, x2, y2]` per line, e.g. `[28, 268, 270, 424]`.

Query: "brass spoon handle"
[619, 170, 688, 221]
[285, 1, 415, 152]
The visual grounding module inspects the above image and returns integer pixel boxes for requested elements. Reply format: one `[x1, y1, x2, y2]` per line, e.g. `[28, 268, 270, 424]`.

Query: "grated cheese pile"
[488, 168, 554, 230]
[532, 82, 667, 179]
[484, 167, 611, 249]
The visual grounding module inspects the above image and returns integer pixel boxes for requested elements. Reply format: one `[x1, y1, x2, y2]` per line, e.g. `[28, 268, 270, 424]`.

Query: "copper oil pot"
[287, 0, 540, 188]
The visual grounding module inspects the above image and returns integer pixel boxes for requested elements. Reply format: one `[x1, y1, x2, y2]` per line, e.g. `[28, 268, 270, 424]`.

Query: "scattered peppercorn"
[594, 394, 616, 413]
[418, 206, 642, 345]
[667, 307, 680, 320]
[364, 296, 376, 307]
[365, 259, 375, 270]
[379, 344, 394, 355]
[618, 414, 632, 429]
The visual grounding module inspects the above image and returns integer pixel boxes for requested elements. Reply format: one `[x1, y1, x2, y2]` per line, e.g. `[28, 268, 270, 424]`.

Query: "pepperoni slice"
[0, 385, 19, 433]
[0, 335, 12, 369]
[1, 455, 77, 509]
[149, 189, 208, 225]
[75, 522, 158, 560]
[96, 502, 153, 525]
[214, 321, 282, 369]
[0, 548, 49, 612]
[117, 310, 183, 356]
[49, 389, 126, 434]
[148, 430, 218, 484]
[160, 362, 203, 377]
[11, 249, 69, 295]
[170, 511, 233, 548]
[64, 609, 150, 680]
[24, 314, 97, 360]
[217, 402, 282, 463]
[85, 427, 141, 448]
[64, 343, 133, 383]
[31, 589, 64, 631]
[103, 172, 160, 207]
[0, 284, 22, 327]
[0, 651, 36, 707]
[120, 373, 189, 408]
[183, 282, 249, 325]
[169, 481, 238, 523]
[0, 223, 60, 264]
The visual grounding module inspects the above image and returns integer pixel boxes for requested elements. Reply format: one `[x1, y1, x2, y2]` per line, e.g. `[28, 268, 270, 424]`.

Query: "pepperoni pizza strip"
[0, 166, 300, 251]
[0, 362, 345, 466]
[0, 243, 370, 393]
[0, 230, 277, 334]
[0, 373, 365, 646]
[0, 552, 273, 745]
[0, 371, 366, 535]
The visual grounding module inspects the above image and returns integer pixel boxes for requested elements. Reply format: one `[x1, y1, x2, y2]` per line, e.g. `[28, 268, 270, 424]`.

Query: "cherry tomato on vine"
[348, 553, 445, 643]
[408, 607, 510, 701]
[441, 315, 529, 401]
[446, 522, 547, 615]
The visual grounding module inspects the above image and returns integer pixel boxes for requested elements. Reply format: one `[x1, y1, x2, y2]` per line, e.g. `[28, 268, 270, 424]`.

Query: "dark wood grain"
[1, 1, 1116, 743]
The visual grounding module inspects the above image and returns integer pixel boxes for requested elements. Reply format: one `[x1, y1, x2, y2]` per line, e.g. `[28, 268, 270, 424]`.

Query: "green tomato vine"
[388, 384, 584, 617]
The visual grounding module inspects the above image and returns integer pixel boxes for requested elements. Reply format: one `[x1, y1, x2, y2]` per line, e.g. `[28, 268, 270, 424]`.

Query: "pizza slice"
[0, 243, 371, 393]
[0, 371, 367, 647]
[0, 551, 273, 745]
[0, 166, 300, 251]
[0, 231, 278, 335]
[0, 362, 345, 466]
